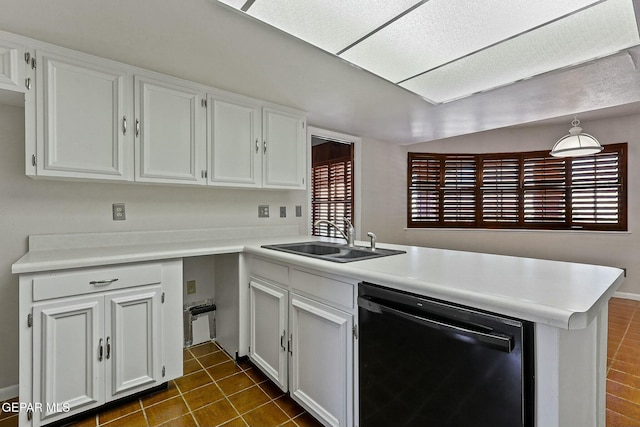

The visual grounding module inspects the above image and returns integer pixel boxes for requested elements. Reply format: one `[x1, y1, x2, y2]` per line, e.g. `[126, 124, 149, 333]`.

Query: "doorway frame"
[306, 126, 362, 239]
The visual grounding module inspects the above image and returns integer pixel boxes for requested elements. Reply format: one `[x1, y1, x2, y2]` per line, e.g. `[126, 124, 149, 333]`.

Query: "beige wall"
[0, 104, 307, 392]
[360, 114, 639, 295]
[359, 137, 407, 243]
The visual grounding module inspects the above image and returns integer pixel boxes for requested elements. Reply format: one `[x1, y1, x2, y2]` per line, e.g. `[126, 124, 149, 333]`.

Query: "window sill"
[403, 228, 631, 236]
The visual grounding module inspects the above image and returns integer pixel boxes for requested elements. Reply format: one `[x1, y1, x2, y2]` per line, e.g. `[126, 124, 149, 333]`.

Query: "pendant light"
[550, 118, 603, 157]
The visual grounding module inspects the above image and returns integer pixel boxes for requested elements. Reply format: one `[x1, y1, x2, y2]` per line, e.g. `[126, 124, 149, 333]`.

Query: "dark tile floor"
[606, 297, 640, 426]
[3, 297, 640, 426]
[0, 341, 322, 427]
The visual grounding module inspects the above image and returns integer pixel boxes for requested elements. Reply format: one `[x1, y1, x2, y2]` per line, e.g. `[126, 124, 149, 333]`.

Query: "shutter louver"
[481, 156, 520, 224]
[408, 154, 441, 225]
[442, 156, 476, 224]
[311, 145, 353, 238]
[408, 143, 626, 231]
[571, 148, 622, 226]
[523, 155, 567, 225]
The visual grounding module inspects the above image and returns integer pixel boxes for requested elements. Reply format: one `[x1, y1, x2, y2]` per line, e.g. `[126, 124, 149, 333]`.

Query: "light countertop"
[13, 227, 624, 330]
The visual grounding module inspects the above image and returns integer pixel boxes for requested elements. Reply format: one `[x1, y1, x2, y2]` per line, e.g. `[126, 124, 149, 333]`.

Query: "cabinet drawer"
[291, 269, 354, 310]
[250, 257, 289, 286]
[32, 263, 162, 301]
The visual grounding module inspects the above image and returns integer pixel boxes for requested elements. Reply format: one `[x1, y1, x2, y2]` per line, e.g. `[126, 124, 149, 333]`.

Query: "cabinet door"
[135, 76, 206, 184]
[249, 278, 288, 391]
[105, 286, 162, 399]
[36, 51, 132, 180]
[262, 106, 306, 189]
[0, 38, 25, 92]
[207, 93, 262, 187]
[290, 294, 353, 427]
[32, 295, 104, 426]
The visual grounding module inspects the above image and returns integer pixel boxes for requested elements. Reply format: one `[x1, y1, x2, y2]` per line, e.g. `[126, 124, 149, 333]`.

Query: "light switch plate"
[258, 205, 270, 218]
[112, 203, 126, 221]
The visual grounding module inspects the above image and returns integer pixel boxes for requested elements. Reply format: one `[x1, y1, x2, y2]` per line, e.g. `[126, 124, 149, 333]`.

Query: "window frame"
[407, 143, 627, 231]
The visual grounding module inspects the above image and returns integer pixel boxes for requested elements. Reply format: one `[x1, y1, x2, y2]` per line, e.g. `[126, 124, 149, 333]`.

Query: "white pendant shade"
[550, 119, 603, 157]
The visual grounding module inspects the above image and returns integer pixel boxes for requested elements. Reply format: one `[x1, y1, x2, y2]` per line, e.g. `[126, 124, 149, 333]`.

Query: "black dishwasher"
[358, 282, 534, 427]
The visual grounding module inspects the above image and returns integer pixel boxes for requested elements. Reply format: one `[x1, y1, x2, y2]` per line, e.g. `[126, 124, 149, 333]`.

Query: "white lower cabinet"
[248, 258, 355, 427]
[249, 279, 288, 391]
[19, 260, 182, 427]
[289, 294, 353, 427]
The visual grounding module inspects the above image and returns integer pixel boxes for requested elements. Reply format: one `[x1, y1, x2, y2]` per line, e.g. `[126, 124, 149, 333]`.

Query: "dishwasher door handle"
[358, 296, 514, 353]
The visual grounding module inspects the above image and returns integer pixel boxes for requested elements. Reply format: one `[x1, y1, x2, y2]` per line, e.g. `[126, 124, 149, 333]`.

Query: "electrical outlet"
[112, 203, 126, 221]
[280, 206, 286, 218]
[296, 205, 302, 217]
[186, 280, 197, 295]
[258, 205, 270, 218]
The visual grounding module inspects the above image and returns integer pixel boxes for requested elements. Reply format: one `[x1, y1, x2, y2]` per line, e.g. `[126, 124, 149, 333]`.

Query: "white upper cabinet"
[207, 92, 306, 190]
[135, 75, 206, 184]
[207, 91, 262, 187]
[34, 50, 133, 181]
[0, 36, 26, 93]
[262, 106, 306, 190]
[13, 30, 307, 189]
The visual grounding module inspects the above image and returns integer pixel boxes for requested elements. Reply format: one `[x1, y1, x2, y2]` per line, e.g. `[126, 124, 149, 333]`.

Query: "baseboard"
[614, 291, 640, 301]
[0, 384, 18, 402]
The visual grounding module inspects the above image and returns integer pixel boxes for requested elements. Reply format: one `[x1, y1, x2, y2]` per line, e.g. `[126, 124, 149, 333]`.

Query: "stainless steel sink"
[261, 241, 405, 263]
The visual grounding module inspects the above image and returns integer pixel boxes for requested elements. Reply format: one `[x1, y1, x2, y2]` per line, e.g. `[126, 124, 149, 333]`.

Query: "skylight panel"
[399, 0, 640, 103]
[225, 0, 419, 54]
[339, 0, 603, 84]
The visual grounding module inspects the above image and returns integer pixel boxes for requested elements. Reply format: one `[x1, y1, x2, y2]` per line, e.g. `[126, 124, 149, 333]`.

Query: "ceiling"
[1, 0, 640, 145]
[218, 0, 640, 104]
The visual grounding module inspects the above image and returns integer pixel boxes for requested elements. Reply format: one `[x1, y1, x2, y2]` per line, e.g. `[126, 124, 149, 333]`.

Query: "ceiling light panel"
[232, 0, 420, 54]
[400, 0, 640, 103]
[217, 0, 246, 8]
[340, 0, 603, 84]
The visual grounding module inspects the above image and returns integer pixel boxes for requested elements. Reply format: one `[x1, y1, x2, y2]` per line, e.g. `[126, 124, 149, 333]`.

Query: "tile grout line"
[606, 303, 637, 376]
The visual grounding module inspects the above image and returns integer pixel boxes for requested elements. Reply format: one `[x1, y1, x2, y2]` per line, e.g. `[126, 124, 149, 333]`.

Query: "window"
[311, 139, 354, 237]
[408, 143, 627, 231]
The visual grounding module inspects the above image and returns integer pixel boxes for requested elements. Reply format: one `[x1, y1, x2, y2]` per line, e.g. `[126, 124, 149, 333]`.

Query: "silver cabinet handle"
[106, 337, 111, 360]
[135, 119, 140, 137]
[288, 334, 293, 355]
[98, 338, 104, 361]
[280, 330, 286, 351]
[25, 78, 31, 90]
[89, 278, 119, 286]
[122, 117, 127, 135]
[263, 140, 267, 154]
[256, 139, 259, 153]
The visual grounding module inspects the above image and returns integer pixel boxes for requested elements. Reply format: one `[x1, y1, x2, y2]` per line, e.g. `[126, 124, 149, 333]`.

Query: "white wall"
[0, 103, 307, 392]
[360, 114, 639, 295]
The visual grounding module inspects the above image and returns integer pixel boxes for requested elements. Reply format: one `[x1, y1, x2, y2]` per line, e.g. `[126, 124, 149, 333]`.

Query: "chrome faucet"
[314, 217, 355, 247]
[367, 232, 377, 251]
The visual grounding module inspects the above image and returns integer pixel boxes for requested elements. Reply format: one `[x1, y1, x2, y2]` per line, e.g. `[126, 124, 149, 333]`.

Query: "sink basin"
[261, 241, 405, 263]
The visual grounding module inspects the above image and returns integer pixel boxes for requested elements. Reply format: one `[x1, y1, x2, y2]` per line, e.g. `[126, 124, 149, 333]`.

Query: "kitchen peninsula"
[13, 226, 623, 427]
